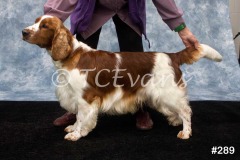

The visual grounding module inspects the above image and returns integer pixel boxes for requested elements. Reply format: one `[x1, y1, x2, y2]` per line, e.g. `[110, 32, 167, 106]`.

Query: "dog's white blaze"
[26, 15, 53, 32]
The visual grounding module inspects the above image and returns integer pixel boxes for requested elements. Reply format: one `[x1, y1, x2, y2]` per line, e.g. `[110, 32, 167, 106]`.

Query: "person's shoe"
[136, 111, 153, 130]
[53, 112, 76, 126]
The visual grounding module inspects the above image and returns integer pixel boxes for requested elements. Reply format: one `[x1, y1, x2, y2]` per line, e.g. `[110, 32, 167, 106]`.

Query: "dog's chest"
[55, 69, 88, 113]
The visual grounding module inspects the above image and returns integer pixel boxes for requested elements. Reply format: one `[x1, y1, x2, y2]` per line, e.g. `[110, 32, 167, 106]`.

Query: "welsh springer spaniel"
[22, 15, 222, 141]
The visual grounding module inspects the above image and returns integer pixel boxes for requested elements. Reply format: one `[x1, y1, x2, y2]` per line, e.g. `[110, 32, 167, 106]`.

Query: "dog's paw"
[64, 125, 75, 133]
[64, 131, 81, 141]
[80, 128, 90, 137]
[177, 130, 192, 140]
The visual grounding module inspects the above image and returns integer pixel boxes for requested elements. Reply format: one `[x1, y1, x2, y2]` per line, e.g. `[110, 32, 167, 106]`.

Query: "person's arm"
[44, 0, 78, 22]
[152, 0, 200, 48]
[152, 0, 184, 30]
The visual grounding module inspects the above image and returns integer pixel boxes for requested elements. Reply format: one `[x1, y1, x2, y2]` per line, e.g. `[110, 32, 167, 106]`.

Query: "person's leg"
[135, 108, 153, 130]
[76, 28, 102, 49]
[112, 15, 143, 52]
[112, 15, 153, 130]
[53, 28, 102, 126]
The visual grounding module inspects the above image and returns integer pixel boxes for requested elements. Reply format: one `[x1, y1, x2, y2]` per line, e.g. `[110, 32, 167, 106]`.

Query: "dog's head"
[22, 15, 73, 61]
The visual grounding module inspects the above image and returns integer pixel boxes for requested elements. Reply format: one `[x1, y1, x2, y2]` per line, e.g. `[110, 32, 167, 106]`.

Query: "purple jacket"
[70, 0, 148, 37]
[44, 0, 184, 37]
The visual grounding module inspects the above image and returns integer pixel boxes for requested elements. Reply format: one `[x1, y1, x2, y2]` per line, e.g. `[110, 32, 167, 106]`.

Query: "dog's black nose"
[22, 29, 29, 37]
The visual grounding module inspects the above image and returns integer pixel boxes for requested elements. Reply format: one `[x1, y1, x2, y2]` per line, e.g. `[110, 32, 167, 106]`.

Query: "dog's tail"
[170, 44, 222, 65]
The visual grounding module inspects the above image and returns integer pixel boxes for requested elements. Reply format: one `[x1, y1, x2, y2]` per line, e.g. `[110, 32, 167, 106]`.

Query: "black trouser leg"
[112, 15, 143, 52]
[76, 28, 102, 49]
[76, 15, 143, 52]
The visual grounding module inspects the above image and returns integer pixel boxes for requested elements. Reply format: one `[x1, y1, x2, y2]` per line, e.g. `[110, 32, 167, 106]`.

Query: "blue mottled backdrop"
[0, 0, 239, 101]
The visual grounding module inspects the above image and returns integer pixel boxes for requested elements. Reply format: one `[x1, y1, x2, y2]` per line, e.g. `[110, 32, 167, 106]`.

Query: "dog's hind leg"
[64, 101, 99, 141]
[175, 100, 192, 139]
[161, 99, 192, 139]
[158, 106, 183, 126]
[151, 91, 192, 139]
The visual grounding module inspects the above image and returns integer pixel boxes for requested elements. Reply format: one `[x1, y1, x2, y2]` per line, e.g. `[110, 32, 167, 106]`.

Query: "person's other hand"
[178, 27, 200, 49]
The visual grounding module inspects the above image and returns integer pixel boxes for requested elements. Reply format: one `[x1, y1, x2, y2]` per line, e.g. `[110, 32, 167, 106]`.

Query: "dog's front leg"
[64, 102, 99, 141]
[64, 111, 82, 141]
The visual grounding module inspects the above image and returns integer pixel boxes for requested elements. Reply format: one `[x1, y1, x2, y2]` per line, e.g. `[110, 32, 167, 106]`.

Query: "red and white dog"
[22, 15, 222, 141]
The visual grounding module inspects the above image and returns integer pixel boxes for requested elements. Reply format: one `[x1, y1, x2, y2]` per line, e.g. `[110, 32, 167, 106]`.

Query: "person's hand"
[178, 27, 200, 49]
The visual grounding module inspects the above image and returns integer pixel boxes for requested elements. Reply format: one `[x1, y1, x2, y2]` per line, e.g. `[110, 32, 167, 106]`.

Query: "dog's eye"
[41, 24, 48, 29]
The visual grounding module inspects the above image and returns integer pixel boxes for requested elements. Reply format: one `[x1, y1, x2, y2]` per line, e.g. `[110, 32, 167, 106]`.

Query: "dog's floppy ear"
[51, 28, 72, 61]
